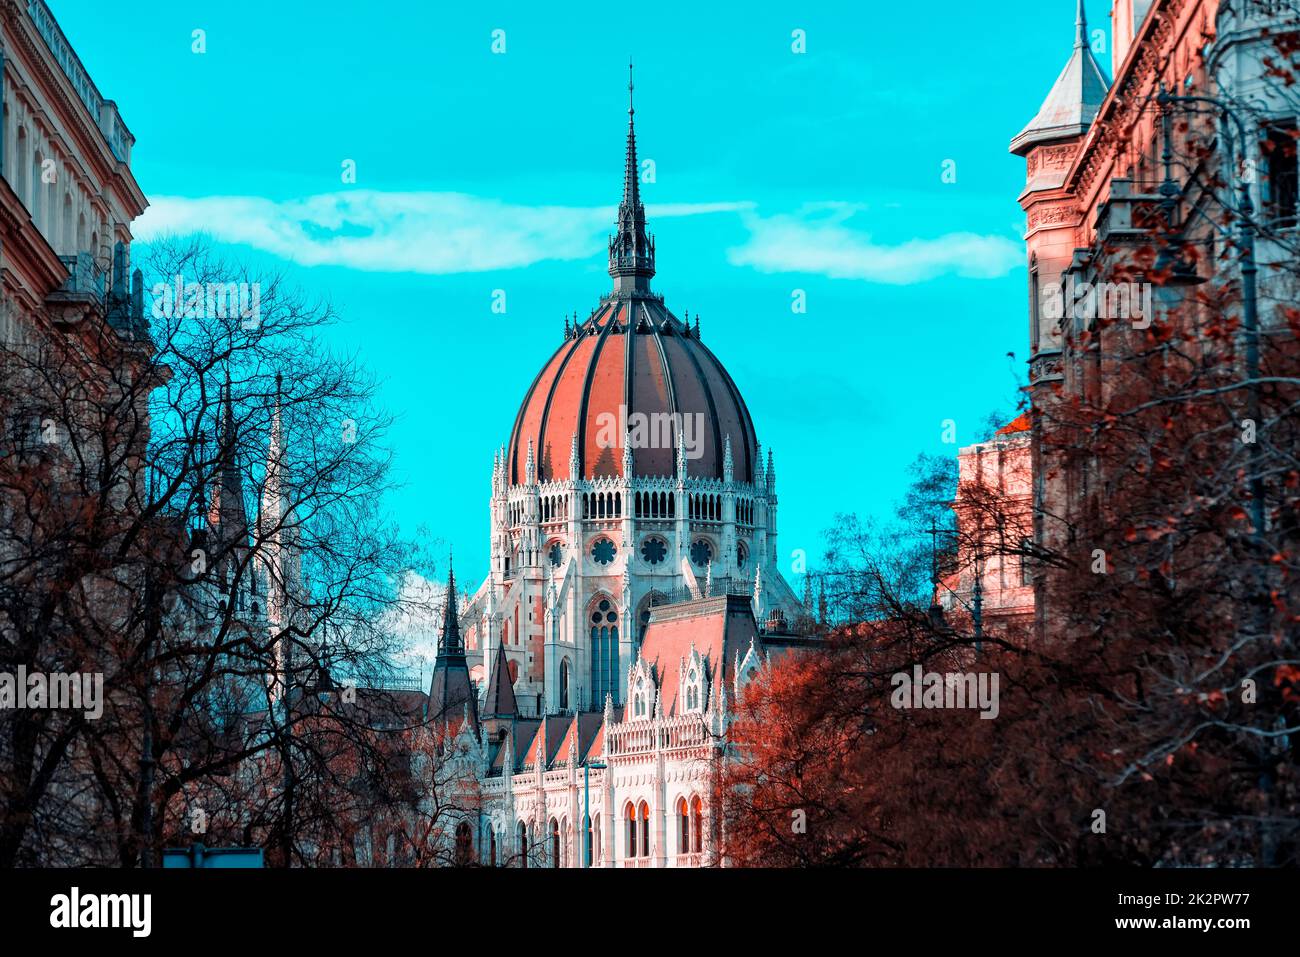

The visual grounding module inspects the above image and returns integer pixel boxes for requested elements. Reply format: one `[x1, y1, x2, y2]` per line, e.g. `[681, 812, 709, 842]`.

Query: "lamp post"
[583, 759, 607, 868]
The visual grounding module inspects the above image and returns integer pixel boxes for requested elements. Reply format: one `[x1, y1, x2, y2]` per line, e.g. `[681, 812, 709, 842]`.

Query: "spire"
[525, 438, 537, 485]
[428, 555, 478, 732]
[439, 556, 463, 655]
[766, 448, 776, 492]
[608, 60, 656, 296]
[569, 431, 581, 481]
[622, 428, 634, 478]
[722, 434, 734, 485]
[208, 371, 250, 546]
[1009, 0, 1109, 156]
[484, 640, 518, 718]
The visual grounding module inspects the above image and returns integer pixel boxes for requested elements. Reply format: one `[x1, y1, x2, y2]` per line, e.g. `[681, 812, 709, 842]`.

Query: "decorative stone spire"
[754, 441, 765, 489]
[766, 448, 776, 493]
[569, 431, 580, 481]
[525, 438, 537, 485]
[439, 555, 463, 655]
[208, 372, 250, 547]
[622, 429, 634, 477]
[675, 425, 687, 483]
[607, 61, 656, 297]
[752, 563, 764, 624]
[704, 560, 713, 598]
[722, 434, 734, 485]
[427, 556, 478, 731]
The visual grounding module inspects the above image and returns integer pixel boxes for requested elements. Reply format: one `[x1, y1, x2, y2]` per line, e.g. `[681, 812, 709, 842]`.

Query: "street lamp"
[583, 759, 607, 868]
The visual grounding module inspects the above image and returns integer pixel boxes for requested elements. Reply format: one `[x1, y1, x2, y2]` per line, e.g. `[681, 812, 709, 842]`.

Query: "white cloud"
[727, 203, 1021, 284]
[135, 190, 751, 275]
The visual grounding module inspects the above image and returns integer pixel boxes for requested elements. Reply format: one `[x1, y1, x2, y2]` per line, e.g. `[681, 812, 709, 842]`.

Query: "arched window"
[677, 797, 690, 855]
[584, 814, 592, 867]
[625, 804, 637, 859]
[489, 828, 497, 867]
[691, 797, 704, 856]
[550, 818, 560, 868]
[639, 802, 651, 857]
[454, 821, 472, 866]
[559, 657, 570, 711]
[594, 814, 601, 863]
[517, 820, 528, 868]
[633, 677, 647, 718]
[589, 598, 619, 708]
[685, 669, 699, 711]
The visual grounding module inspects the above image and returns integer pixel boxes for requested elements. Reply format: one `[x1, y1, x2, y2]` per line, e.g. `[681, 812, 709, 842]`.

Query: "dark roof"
[426, 564, 478, 733]
[483, 642, 517, 718]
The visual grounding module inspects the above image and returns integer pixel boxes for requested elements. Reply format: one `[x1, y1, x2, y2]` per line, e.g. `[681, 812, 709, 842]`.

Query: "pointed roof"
[483, 641, 518, 718]
[427, 560, 478, 732]
[439, 558, 464, 656]
[208, 373, 250, 548]
[1009, 0, 1109, 156]
[608, 60, 656, 296]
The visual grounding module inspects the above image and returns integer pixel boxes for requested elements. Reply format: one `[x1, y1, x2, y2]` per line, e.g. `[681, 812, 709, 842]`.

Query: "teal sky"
[51, 0, 1112, 581]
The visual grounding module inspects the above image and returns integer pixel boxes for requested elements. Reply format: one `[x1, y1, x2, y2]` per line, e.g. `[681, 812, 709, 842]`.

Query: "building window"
[1263, 121, 1298, 229]
[684, 669, 699, 711]
[736, 541, 748, 569]
[454, 821, 472, 866]
[678, 797, 690, 854]
[548, 541, 564, 567]
[584, 814, 592, 867]
[489, 829, 497, 867]
[1020, 538, 1034, 586]
[625, 804, 638, 859]
[1028, 261, 1040, 351]
[691, 796, 703, 855]
[589, 600, 619, 708]
[689, 539, 713, 568]
[591, 537, 617, 565]
[639, 802, 651, 858]
[550, 818, 560, 868]
[634, 677, 648, 718]
[640, 536, 667, 565]
[517, 821, 528, 868]
[559, 658, 570, 711]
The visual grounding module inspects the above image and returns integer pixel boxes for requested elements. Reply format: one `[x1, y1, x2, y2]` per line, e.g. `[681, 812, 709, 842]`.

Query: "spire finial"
[1074, 0, 1086, 49]
[609, 60, 655, 294]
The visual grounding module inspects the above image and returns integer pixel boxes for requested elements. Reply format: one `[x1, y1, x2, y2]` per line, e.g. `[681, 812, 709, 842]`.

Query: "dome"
[505, 65, 758, 488]
[506, 300, 758, 485]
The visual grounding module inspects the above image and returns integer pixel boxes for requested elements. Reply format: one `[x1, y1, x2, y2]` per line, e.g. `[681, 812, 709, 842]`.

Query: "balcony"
[46, 253, 106, 325]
